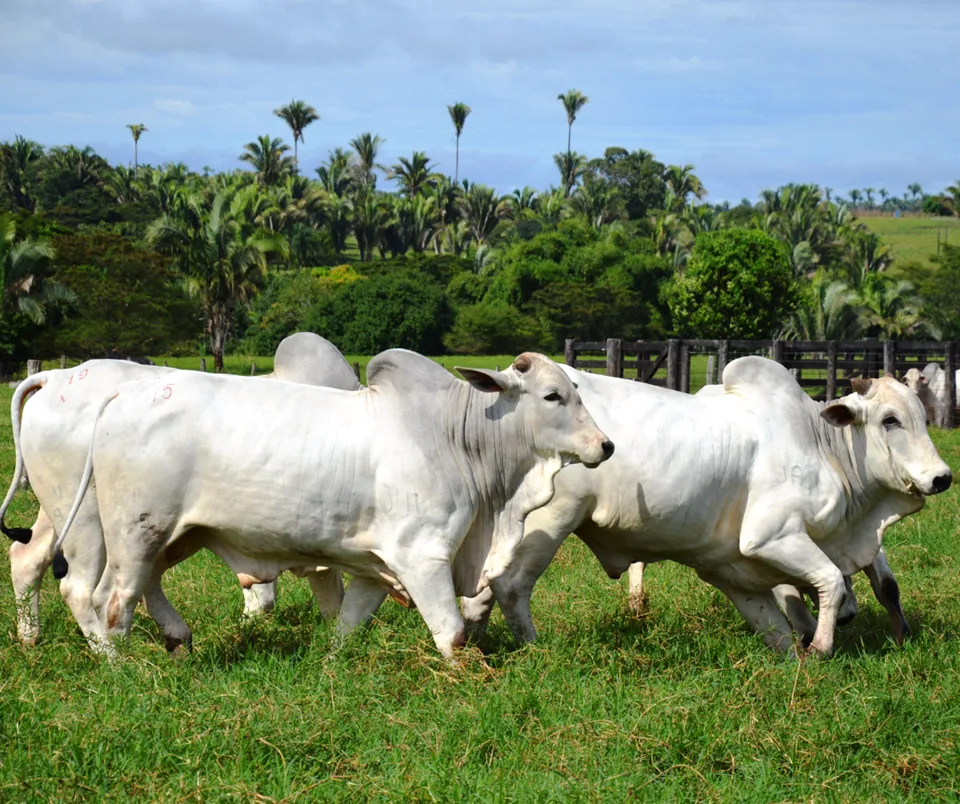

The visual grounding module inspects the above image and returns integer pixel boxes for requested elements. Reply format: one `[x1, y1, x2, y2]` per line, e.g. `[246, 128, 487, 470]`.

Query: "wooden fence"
[564, 338, 959, 427]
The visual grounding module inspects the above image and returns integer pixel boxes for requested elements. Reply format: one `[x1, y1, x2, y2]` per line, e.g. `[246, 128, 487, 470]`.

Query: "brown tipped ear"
[850, 377, 873, 396]
[821, 401, 857, 428]
[455, 367, 515, 394]
[512, 353, 534, 374]
[884, 372, 895, 379]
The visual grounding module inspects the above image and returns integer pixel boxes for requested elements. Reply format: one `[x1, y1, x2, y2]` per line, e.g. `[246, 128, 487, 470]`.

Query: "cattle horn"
[513, 353, 534, 374]
[851, 377, 873, 396]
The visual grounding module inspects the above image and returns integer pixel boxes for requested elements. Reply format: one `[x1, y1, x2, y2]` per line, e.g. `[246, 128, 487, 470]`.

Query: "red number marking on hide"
[59, 395, 66, 404]
[67, 375, 73, 385]
[78, 369, 88, 380]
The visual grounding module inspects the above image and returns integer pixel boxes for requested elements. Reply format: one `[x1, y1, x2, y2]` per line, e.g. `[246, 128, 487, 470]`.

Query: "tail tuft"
[0, 520, 32, 544]
[52, 552, 69, 579]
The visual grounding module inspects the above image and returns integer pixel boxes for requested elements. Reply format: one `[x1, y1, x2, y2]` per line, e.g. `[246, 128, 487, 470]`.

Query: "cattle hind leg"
[864, 549, 910, 644]
[9, 510, 57, 644]
[711, 581, 797, 654]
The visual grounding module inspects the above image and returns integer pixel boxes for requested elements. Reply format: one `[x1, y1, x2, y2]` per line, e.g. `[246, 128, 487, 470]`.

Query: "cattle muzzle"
[583, 439, 615, 469]
[931, 471, 953, 495]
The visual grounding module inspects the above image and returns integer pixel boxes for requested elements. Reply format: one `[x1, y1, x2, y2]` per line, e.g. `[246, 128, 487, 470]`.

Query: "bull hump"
[721, 356, 807, 403]
[366, 349, 457, 394]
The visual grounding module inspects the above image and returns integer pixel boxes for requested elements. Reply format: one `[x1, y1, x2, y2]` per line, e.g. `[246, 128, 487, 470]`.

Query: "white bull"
[0, 333, 359, 646]
[56, 350, 613, 660]
[461, 356, 951, 656]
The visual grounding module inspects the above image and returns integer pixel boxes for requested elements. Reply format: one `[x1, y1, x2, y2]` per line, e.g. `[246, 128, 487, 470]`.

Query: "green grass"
[860, 215, 960, 268]
[1, 389, 960, 800]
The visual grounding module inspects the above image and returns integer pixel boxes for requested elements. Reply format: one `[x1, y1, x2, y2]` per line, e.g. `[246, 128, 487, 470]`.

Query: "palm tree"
[553, 151, 586, 197]
[665, 164, 706, 211]
[0, 214, 73, 326]
[273, 100, 319, 173]
[571, 175, 622, 229]
[126, 124, 147, 178]
[508, 186, 540, 219]
[863, 187, 875, 209]
[459, 184, 508, 245]
[147, 186, 286, 370]
[879, 188, 889, 209]
[0, 136, 44, 211]
[907, 183, 923, 208]
[557, 89, 589, 161]
[942, 181, 960, 218]
[239, 135, 294, 186]
[446, 102, 471, 184]
[350, 132, 386, 188]
[315, 148, 353, 197]
[848, 188, 863, 209]
[390, 151, 437, 197]
[781, 271, 860, 340]
[351, 188, 392, 260]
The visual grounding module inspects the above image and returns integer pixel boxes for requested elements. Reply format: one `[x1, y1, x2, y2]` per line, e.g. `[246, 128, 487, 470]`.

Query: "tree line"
[1, 94, 959, 373]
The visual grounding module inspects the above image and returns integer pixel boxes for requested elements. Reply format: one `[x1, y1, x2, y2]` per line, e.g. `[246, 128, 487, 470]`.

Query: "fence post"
[717, 339, 729, 377]
[60, 355, 67, 369]
[666, 339, 680, 391]
[771, 340, 784, 365]
[883, 340, 896, 377]
[199, 358, 207, 372]
[826, 341, 838, 401]
[605, 338, 622, 378]
[163, 360, 169, 368]
[27, 360, 41, 376]
[945, 342, 956, 428]
[680, 344, 691, 394]
[250, 362, 256, 376]
[353, 361, 361, 380]
[564, 339, 576, 367]
[706, 356, 717, 386]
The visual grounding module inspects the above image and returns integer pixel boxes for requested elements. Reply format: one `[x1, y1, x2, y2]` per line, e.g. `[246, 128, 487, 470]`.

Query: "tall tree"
[148, 185, 286, 370]
[126, 123, 147, 179]
[553, 151, 586, 197]
[447, 102, 471, 183]
[557, 89, 589, 162]
[0, 213, 70, 325]
[665, 164, 706, 211]
[350, 132, 386, 188]
[273, 100, 319, 173]
[390, 151, 437, 197]
[0, 136, 44, 212]
[239, 135, 294, 186]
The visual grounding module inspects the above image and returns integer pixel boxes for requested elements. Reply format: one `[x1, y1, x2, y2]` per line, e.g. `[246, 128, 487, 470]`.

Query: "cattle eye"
[544, 391, 562, 403]
[883, 416, 901, 430]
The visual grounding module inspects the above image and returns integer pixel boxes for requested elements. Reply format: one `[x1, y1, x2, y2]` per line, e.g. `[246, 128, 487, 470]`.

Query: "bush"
[667, 228, 797, 338]
[443, 303, 544, 355]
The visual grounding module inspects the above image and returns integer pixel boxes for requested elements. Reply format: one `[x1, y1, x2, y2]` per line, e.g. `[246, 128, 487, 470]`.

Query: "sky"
[1, 0, 957, 203]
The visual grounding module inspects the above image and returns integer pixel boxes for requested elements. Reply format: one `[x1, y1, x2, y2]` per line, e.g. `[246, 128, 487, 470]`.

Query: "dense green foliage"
[668, 229, 797, 339]
[0, 114, 957, 373]
[1, 391, 959, 800]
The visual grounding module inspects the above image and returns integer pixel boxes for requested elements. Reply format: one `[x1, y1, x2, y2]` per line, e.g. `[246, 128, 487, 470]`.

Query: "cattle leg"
[335, 576, 388, 642]
[393, 557, 467, 662]
[772, 585, 817, 646]
[864, 549, 910, 644]
[460, 586, 496, 643]
[141, 565, 192, 652]
[9, 510, 56, 645]
[712, 582, 796, 654]
[740, 524, 846, 657]
[306, 570, 344, 619]
[628, 562, 646, 614]
[242, 582, 277, 618]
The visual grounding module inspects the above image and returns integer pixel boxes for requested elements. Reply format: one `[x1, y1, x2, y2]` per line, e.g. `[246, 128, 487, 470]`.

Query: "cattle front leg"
[711, 581, 796, 654]
[460, 586, 495, 643]
[335, 576, 388, 643]
[141, 565, 192, 653]
[242, 582, 277, 618]
[628, 562, 646, 615]
[864, 548, 910, 644]
[772, 585, 817, 646]
[740, 519, 846, 657]
[9, 510, 56, 645]
[306, 570, 344, 619]
[394, 557, 467, 662]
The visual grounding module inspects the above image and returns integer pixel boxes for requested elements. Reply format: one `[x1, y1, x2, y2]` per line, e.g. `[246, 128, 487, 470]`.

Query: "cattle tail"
[0, 374, 49, 544]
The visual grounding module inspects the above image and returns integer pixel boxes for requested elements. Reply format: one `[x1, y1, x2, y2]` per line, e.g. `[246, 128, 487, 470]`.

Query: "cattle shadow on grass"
[834, 605, 960, 657]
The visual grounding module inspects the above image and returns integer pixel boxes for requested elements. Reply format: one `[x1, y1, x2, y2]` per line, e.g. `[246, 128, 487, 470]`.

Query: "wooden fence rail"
[565, 338, 959, 427]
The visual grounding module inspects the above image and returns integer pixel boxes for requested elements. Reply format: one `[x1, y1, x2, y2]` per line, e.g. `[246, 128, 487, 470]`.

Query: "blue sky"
[1, 0, 957, 203]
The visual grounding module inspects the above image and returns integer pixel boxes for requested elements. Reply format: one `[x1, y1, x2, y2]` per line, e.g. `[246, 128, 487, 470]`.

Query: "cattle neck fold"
[438, 378, 563, 593]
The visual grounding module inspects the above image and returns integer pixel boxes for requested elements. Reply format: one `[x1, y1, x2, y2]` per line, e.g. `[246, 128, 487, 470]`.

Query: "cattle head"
[456, 353, 614, 468]
[901, 367, 927, 395]
[821, 376, 952, 497]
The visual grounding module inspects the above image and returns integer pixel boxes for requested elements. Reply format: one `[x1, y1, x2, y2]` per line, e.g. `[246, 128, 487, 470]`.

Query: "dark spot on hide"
[106, 592, 121, 630]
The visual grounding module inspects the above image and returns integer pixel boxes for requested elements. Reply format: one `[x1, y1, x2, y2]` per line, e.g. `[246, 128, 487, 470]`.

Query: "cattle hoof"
[837, 610, 856, 627]
[52, 552, 69, 579]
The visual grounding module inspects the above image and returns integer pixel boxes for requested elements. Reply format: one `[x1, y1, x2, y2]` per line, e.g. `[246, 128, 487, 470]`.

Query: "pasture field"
[859, 215, 960, 268]
[0, 387, 959, 801]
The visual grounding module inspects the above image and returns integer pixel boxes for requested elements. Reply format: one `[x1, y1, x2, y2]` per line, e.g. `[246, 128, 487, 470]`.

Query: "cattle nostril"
[601, 440, 615, 459]
[932, 472, 953, 493]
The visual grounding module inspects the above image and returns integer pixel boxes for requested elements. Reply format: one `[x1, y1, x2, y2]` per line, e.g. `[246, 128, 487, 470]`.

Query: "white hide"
[461, 356, 951, 657]
[66, 350, 612, 660]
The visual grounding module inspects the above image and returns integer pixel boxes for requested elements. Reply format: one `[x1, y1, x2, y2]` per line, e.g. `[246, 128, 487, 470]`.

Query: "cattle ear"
[456, 367, 516, 394]
[821, 401, 857, 428]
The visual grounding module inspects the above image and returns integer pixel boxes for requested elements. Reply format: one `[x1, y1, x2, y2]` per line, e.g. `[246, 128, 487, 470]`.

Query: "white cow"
[915, 363, 959, 427]
[55, 350, 613, 660]
[0, 333, 359, 646]
[461, 357, 951, 656]
[902, 367, 948, 428]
